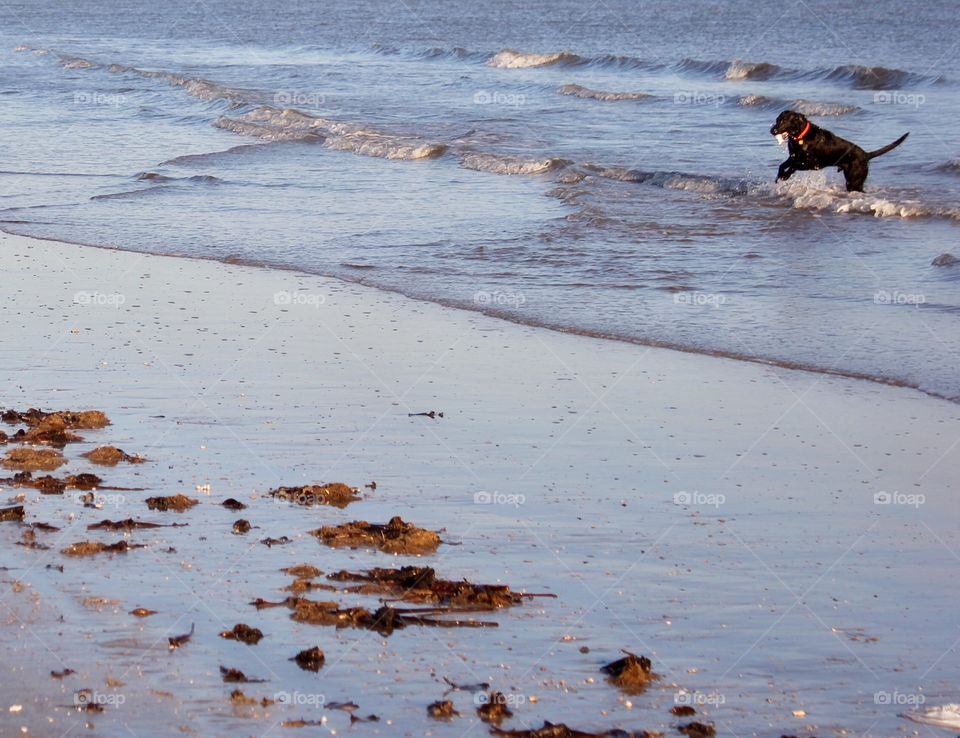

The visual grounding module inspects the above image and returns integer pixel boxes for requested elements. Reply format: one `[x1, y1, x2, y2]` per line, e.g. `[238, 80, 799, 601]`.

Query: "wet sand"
[0, 232, 957, 737]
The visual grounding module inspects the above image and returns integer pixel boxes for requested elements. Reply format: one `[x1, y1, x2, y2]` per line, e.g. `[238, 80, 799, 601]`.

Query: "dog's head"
[770, 110, 808, 137]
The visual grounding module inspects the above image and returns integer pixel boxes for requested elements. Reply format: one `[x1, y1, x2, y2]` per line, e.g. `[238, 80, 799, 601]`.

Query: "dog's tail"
[867, 132, 909, 160]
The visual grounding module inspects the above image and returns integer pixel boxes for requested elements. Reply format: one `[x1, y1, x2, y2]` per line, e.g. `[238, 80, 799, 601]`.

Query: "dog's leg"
[844, 159, 868, 192]
[776, 160, 795, 182]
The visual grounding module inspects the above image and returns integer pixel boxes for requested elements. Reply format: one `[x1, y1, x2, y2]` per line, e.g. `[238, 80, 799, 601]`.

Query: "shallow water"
[1, 0, 959, 398]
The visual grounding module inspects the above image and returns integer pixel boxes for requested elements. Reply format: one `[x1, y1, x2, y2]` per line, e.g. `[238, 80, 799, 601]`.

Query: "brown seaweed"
[220, 665, 266, 683]
[428, 700, 461, 719]
[168, 623, 195, 649]
[291, 646, 325, 672]
[222, 497, 247, 510]
[491, 723, 661, 738]
[311, 516, 441, 554]
[82, 446, 145, 466]
[0, 505, 25, 522]
[477, 692, 513, 724]
[677, 723, 715, 738]
[601, 651, 659, 693]
[2, 448, 66, 472]
[145, 494, 198, 512]
[61, 540, 145, 557]
[87, 518, 166, 531]
[269, 483, 361, 508]
[219, 623, 263, 645]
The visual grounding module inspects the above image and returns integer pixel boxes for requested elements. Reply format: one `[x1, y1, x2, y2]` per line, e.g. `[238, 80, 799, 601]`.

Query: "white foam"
[793, 99, 860, 116]
[488, 49, 577, 69]
[558, 84, 651, 102]
[902, 704, 960, 730]
[460, 152, 566, 175]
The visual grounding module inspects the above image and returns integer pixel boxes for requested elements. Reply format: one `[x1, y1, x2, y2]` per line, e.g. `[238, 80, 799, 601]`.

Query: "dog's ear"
[785, 110, 807, 134]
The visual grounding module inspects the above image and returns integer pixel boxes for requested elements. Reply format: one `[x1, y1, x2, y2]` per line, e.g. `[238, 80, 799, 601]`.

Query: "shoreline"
[5, 226, 953, 405]
[1, 231, 958, 738]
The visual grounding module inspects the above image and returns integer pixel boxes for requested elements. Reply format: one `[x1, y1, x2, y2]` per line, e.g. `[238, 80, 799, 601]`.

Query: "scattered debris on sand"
[130, 608, 157, 618]
[408, 411, 444, 419]
[291, 646, 325, 672]
[222, 497, 247, 511]
[220, 623, 264, 645]
[261, 536, 291, 547]
[61, 540, 145, 557]
[0, 505, 25, 522]
[270, 483, 361, 508]
[312, 516, 442, 554]
[168, 623, 195, 649]
[2, 409, 110, 429]
[443, 676, 491, 694]
[146, 494, 198, 512]
[1, 471, 104, 494]
[671, 706, 696, 717]
[220, 665, 266, 683]
[477, 691, 513, 724]
[287, 599, 498, 635]
[677, 723, 715, 738]
[282, 565, 323, 579]
[87, 518, 168, 531]
[427, 699, 460, 719]
[232, 519, 251, 534]
[601, 651, 659, 693]
[491, 723, 662, 737]
[81, 446, 145, 466]
[328, 566, 552, 609]
[50, 669, 76, 679]
[2, 448, 66, 472]
[229, 689, 274, 708]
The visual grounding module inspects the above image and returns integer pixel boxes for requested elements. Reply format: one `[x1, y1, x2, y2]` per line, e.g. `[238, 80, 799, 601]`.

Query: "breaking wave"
[460, 152, 570, 175]
[488, 49, 582, 68]
[558, 84, 652, 102]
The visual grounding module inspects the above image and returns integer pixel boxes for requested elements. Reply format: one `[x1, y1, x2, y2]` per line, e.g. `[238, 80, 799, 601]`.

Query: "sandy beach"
[1, 231, 958, 738]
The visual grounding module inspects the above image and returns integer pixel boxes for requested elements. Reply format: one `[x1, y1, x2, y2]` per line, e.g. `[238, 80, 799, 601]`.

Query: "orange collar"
[793, 121, 812, 143]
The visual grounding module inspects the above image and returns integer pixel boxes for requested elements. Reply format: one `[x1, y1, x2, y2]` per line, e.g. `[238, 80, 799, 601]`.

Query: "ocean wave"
[218, 107, 446, 161]
[774, 177, 959, 219]
[558, 84, 652, 102]
[737, 95, 860, 116]
[134, 172, 224, 184]
[160, 144, 269, 167]
[724, 60, 781, 80]
[133, 69, 255, 104]
[60, 56, 97, 70]
[488, 49, 582, 69]
[934, 160, 960, 175]
[584, 165, 750, 196]
[459, 152, 569, 175]
[825, 64, 939, 89]
[13, 45, 30, 52]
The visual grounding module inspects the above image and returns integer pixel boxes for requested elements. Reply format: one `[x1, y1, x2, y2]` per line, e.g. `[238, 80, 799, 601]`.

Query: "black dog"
[770, 110, 908, 192]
